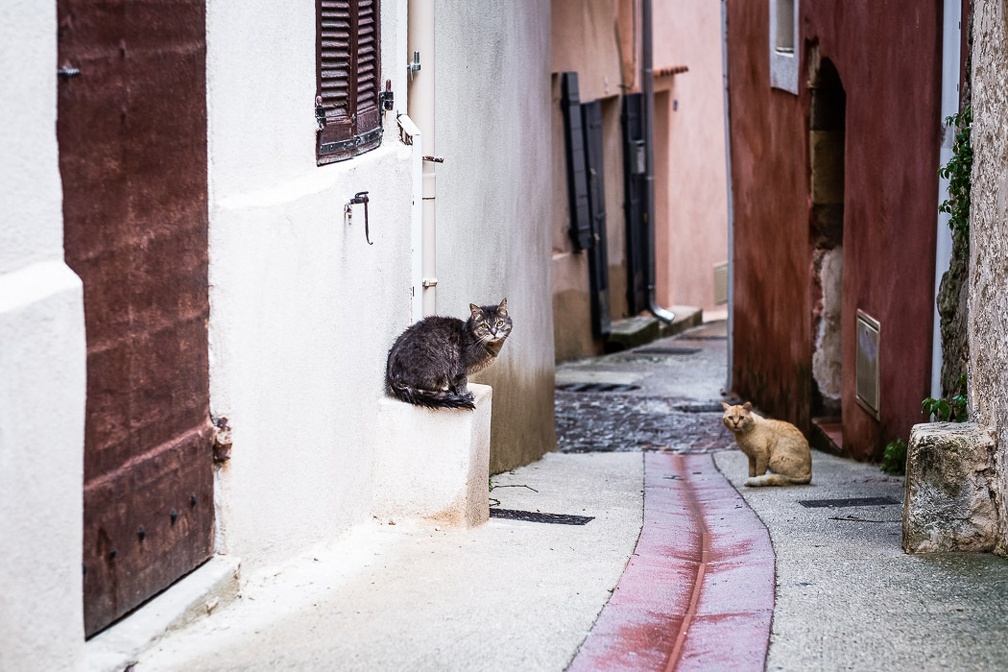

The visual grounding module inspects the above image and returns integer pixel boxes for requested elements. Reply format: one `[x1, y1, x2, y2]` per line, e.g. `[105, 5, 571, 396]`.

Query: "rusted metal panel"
[57, 0, 214, 636]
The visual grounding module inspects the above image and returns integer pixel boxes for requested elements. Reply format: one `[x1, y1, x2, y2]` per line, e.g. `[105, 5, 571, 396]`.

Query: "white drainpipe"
[931, 0, 963, 399]
[408, 0, 437, 317]
[397, 114, 425, 322]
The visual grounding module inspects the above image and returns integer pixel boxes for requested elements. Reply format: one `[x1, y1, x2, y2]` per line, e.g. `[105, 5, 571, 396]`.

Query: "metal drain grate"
[556, 382, 640, 393]
[633, 347, 700, 356]
[676, 401, 730, 413]
[489, 508, 595, 525]
[798, 496, 900, 508]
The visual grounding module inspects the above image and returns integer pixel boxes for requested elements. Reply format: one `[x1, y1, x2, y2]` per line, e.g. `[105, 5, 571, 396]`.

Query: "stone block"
[372, 383, 492, 527]
[903, 422, 997, 553]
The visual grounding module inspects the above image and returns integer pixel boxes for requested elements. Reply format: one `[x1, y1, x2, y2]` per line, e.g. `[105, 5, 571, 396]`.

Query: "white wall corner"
[0, 261, 87, 672]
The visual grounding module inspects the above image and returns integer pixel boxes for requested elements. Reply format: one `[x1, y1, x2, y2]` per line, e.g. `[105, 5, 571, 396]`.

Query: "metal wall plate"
[855, 309, 881, 420]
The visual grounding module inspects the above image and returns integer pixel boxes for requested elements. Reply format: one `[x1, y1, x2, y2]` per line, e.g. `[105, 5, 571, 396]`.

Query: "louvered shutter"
[560, 72, 593, 251]
[317, 0, 382, 164]
[621, 93, 648, 314]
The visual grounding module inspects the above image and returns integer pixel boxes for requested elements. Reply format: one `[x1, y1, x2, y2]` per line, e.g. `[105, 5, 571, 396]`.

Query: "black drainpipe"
[642, 0, 676, 324]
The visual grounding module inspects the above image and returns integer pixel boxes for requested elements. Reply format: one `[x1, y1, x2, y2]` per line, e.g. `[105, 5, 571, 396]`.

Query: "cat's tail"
[387, 382, 476, 410]
[744, 473, 812, 487]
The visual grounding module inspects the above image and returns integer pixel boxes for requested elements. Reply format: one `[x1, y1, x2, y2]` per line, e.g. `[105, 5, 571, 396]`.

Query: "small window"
[316, 0, 382, 164]
[769, 0, 798, 94]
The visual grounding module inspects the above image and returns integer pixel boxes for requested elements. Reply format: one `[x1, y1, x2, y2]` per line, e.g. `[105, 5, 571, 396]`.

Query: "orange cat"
[721, 402, 812, 486]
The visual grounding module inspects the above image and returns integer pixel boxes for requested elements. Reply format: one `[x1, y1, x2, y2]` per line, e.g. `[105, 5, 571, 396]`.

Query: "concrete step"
[373, 383, 492, 527]
[604, 306, 703, 352]
[811, 417, 843, 455]
[86, 555, 241, 672]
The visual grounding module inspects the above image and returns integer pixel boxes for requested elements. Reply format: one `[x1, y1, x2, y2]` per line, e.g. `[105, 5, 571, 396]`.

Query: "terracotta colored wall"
[727, 0, 942, 459]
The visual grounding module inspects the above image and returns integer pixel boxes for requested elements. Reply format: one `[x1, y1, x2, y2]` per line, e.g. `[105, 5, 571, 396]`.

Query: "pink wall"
[727, 0, 942, 460]
[653, 0, 729, 311]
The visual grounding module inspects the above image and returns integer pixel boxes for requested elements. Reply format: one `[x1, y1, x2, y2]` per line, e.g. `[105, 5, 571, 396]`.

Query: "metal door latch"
[379, 80, 394, 112]
[315, 95, 326, 130]
[344, 191, 373, 245]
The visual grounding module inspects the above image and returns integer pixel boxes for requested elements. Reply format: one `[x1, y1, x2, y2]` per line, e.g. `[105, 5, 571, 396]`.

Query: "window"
[769, 0, 798, 94]
[316, 0, 382, 164]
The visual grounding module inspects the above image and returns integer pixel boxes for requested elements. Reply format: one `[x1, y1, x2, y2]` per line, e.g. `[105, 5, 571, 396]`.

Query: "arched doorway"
[808, 55, 846, 450]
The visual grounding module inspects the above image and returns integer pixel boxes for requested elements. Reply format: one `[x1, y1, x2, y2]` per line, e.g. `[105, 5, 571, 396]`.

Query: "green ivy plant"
[922, 373, 968, 423]
[922, 394, 968, 423]
[938, 105, 972, 239]
[880, 439, 907, 476]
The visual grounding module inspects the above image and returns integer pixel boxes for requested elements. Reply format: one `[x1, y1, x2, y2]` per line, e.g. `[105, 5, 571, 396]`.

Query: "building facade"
[0, 1, 553, 667]
[725, 0, 946, 460]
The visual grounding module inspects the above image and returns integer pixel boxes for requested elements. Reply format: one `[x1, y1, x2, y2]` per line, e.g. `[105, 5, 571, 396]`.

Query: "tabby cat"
[386, 299, 512, 410]
[721, 401, 812, 486]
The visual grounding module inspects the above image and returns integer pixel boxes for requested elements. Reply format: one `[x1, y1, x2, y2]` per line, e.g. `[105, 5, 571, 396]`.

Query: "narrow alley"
[91, 320, 1008, 671]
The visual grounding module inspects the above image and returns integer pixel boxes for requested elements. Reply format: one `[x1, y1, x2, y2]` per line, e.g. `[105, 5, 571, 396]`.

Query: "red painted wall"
[727, 1, 942, 460]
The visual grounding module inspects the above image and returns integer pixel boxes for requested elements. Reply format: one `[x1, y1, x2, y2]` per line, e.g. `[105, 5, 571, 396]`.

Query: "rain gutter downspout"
[720, 0, 735, 392]
[398, 114, 425, 322]
[408, 0, 437, 317]
[641, 0, 676, 324]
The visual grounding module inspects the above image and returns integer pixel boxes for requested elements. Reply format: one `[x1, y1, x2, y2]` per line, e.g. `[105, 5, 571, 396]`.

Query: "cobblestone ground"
[555, 391, 735, 453]
[554, 320, 740, 454]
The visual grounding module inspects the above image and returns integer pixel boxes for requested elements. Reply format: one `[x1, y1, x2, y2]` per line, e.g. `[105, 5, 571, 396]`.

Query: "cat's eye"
[496, 320, 504, 327]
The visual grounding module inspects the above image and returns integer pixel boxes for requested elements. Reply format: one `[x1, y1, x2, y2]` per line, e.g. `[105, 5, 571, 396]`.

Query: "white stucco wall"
[206, 0, 416, 570]
[969, 0, 1008, 553]
[0, 2, 87, 669]
[435, 0, 556, 472]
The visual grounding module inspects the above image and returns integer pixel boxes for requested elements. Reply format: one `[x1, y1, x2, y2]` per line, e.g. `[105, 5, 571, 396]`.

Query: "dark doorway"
[808, 56, 846, 451]
[57, 0, 215, 636]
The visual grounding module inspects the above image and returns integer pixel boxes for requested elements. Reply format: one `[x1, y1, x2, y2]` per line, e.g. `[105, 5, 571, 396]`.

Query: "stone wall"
[969, 0, 1008, 554]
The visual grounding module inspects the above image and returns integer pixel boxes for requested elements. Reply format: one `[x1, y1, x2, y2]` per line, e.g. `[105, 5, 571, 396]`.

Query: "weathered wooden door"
[57, 0, 214, 636]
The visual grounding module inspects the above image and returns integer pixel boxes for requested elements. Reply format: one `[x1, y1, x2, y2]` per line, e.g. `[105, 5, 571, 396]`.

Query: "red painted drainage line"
[568, 452, 774, 672]
[664, 454, 714, 671]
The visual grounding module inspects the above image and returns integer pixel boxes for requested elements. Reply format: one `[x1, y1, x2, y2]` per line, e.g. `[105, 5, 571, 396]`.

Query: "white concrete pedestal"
[373, 383, 492, 527]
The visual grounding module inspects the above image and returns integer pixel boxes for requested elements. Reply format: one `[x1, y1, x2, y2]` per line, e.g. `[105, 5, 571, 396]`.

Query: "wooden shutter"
[561, 72, 594, 251]
[317, 0, 382, 164]
[582, 100, 611, 337]
[621, 92, 649, 315]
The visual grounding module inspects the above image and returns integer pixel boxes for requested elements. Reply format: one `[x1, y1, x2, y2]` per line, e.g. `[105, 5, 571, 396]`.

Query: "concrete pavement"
[122, 318, 1008, 670]
[717, 449, 1008, 672]
[136, 452, 645, 671]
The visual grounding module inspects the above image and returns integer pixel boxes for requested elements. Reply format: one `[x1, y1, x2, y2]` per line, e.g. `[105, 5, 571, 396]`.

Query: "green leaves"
[880, 439, 907, 476]
[922, 394, 967, 423]
[938, 105, 973, 239]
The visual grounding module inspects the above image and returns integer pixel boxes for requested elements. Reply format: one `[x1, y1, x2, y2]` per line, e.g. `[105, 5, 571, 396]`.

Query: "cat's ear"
[742, 401, 752, 411]
[722, 401, 730, 410]
[498, 298, 508, 315]
[470, 303, 483, 319]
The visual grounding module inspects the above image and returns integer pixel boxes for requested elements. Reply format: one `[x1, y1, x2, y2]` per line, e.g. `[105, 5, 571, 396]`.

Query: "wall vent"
[855, 309, 881, 419]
